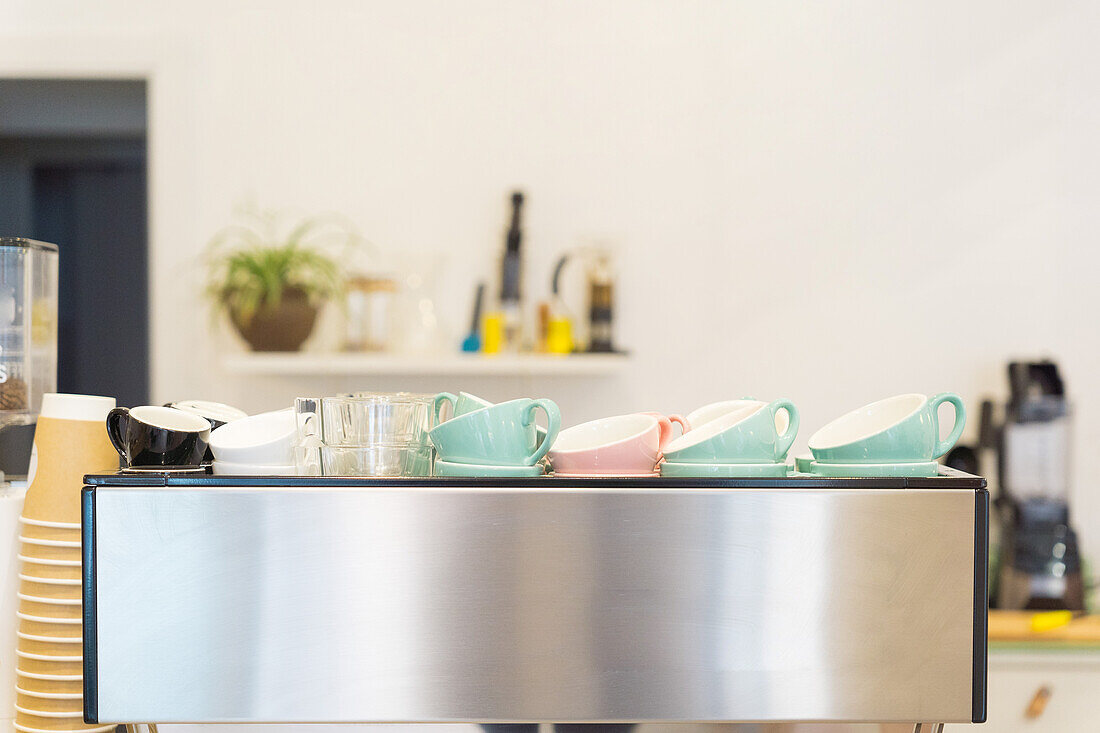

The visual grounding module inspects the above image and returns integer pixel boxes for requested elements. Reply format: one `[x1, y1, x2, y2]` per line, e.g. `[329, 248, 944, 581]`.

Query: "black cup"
[106, 406, 212, 469]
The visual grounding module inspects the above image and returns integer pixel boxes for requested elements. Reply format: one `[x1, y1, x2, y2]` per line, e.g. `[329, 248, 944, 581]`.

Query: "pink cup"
[549, 412, 689, 476]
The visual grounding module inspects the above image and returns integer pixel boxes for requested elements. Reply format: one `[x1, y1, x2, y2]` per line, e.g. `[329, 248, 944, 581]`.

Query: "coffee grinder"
[0, 238, 58, 481]
[991, 360, 1085, 610]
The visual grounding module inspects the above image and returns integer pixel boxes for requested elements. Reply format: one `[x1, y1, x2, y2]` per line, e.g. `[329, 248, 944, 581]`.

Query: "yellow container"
[481, 312, 504, 354]
[546, 316, 574, 354]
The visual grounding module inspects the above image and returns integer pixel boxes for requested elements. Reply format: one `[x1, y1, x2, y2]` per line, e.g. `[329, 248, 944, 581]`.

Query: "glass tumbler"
[321, 393, 433, 446]
[320, 443, 433, 477]
[293, 397, 323, 476]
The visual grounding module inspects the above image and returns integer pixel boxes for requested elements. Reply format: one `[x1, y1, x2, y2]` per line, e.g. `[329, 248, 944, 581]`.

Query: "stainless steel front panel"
[86, 484, 982, 723]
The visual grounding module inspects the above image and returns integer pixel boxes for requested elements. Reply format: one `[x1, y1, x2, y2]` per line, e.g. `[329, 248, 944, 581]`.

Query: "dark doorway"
[0, 79, 148, 406]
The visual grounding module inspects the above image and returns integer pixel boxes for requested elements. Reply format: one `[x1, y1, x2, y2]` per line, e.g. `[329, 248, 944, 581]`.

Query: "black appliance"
[990, 361, 1084, 610]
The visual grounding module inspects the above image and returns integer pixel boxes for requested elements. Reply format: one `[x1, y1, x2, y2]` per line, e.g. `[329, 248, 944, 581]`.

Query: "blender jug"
[0, 238, 58, 480]
[995, 361, 1084, 610]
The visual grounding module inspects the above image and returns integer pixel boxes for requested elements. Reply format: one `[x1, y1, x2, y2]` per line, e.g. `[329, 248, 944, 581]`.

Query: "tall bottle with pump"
[499, 191, 524, 351]
[586, 249, 615, 353]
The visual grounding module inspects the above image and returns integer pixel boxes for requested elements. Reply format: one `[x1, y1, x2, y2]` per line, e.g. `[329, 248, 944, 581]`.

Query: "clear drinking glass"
[319, 444, 433, 477]
[321, 393, 434, 446]
[293, 397, 323, 476]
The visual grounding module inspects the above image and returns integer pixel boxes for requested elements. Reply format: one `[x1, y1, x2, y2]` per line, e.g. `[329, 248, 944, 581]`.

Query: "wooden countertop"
[989, 611, 1100, 645]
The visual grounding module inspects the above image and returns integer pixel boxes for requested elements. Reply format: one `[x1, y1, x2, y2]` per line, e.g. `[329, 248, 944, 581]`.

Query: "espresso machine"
[991, 360, 1085, 610]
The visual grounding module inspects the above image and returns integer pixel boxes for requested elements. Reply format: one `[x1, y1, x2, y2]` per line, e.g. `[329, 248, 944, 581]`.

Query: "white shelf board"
[221, 352, 629, 377]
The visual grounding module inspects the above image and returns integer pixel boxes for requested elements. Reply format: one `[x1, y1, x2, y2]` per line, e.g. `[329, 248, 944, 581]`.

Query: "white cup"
[209, 409, 296, 465]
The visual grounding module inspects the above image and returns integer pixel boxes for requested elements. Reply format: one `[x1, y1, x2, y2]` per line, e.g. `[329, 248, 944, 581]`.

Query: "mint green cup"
[434, 391, 549, 444]
[428, 397, 560, 466]
[808, 392, 965, 463]
[661, 399, 800, 464]
[433, 391, 492, 424]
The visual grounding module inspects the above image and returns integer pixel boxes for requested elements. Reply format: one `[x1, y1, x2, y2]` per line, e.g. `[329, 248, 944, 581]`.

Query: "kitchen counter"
[988, 610, 1100, 647]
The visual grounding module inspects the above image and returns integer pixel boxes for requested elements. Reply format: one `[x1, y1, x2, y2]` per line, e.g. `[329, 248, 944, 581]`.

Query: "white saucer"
[809, 461, 939, 478]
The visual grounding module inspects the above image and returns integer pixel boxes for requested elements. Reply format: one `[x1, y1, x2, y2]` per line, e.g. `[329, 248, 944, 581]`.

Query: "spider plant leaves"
[205, 211, 360, 325]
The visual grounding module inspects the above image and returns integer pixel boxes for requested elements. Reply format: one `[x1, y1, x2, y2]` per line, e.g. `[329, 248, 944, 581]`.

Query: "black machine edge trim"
[81, 485, 98, 724]
[972, 488, 989, 723]
[83, 472, 987, 489]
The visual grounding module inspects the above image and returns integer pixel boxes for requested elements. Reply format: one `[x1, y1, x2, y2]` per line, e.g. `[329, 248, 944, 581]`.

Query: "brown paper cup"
[17, 637, 83, 660]
[16, 692, 83, 714]
[15, 710, 99, 731]
[14, 723, 115, 733]
[18, 597, 82, 621]
[19, 579, 81, 602]
[14, 655, 84, 677]
[18, 630, 82, 647]
[23, 412, 119, 525]
[19, 571, 81, 588]
[19, 538, 82, 563]
[18, 556, 82, 582]
[18, 633, 80, 651]
[18, 518, 81, 542]
[19, 526, 81, 544]
[19, 617, 82, 639]
[14, 721, 116, 726]
[15, 673, 84, 694]
[15, 724, 116, 733]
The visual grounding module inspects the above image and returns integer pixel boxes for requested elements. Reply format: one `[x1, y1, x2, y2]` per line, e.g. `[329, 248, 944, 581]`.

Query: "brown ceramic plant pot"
[228, 287, 320, 352]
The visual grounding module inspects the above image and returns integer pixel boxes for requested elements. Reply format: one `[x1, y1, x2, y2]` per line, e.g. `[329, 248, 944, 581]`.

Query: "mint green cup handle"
[432, 392, 457, 426]
[930, 392, 966, 459]
[770, 398, 800, 460]
[524, 398, 561, 465]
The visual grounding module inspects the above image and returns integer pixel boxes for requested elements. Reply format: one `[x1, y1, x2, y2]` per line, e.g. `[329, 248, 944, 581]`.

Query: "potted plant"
[205, 208, 361, 352]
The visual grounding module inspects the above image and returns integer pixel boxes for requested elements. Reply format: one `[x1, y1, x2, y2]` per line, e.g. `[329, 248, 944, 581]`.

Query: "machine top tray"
[85, 466, 985, 490]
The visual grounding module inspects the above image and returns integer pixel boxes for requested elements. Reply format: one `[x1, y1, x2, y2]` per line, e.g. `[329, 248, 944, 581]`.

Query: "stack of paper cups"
[2, 481, 28, 731]
[15, 394, 118, 733]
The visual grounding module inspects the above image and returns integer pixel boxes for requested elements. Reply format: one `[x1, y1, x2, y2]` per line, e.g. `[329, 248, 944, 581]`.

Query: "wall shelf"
[221, 352, 629, 377]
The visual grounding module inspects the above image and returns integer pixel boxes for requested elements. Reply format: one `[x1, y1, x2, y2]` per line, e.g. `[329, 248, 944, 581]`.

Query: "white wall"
[2, 1, 1098, 548]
